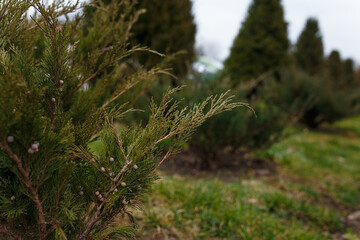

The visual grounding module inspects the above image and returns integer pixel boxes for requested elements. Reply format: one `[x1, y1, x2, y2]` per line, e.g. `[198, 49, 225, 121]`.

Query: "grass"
[132, 116, 360, 239]
[333, 115, 360, 137]
[136, 177, 338, 239]
[265, 130, 360, 208]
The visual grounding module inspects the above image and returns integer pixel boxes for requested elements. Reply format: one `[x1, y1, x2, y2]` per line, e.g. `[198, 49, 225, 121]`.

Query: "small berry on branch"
[28, 148, 34, 155]
[7, 136, 14, 142]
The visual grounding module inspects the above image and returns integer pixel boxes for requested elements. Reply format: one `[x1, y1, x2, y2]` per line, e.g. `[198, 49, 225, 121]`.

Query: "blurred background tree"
[343, 58, 356, 87]
[295, 18, 324, 76]
[224, 0, 289, 86]
[83, 0, 196, 84]
[326, 50, 342, 86]
[130, 0, 196, 80]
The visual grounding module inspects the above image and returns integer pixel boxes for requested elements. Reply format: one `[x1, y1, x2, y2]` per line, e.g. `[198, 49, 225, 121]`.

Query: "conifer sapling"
[0, 0, 247, 239]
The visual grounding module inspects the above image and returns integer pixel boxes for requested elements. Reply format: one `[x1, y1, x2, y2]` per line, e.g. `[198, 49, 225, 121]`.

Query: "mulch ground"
[159, 149, 277, 181]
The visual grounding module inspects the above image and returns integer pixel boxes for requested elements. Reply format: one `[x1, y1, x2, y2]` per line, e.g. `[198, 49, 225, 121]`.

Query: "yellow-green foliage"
[0, 1, 242, 239]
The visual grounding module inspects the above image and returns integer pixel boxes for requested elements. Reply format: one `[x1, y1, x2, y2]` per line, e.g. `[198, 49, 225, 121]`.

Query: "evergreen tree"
[84, 0, 196, 80]
[295, 18, 324, 75]
[224, 0, 289, 85]
[130, 0, 196, 78]
[326, 50, 342, 84]
[0, 1, 243, 239]
[356, 67, 360, 85]
[343, 58, 355, 86]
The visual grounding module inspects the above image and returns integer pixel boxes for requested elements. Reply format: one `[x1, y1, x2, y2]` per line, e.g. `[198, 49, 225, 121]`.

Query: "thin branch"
[65, 69, 100, 102]
[97, 207, 122, 234]
[0, 139, 47, 239]
[110, 122, 128, 163]
[78, 159, 132, 240]
[101, 76, 144, 109]
[0, 0, 11, 21]
[151, 147, 173, 174]
[36, 157, 55, 192]
[51, 102, 57, 131]
[0, 222, 23, 240]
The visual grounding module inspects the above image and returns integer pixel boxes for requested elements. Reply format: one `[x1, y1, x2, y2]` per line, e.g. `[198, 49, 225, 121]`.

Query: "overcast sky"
[192, 0, 360, 65]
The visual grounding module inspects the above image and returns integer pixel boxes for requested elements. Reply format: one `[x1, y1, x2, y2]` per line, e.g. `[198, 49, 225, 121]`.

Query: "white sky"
[192, 0, 360, 65]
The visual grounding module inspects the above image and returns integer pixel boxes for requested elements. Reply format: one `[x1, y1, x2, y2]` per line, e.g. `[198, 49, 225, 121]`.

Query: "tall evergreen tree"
[0, 1, 242, 239]
[130, 0, 196, 78]
[224, 0, 289, 85]
[84, 0, 196, 80]
[326, 50, 342, 85]
[356, 67, 360, 85]
[295, 18, 324, 75]
[343, 58, 355, 86]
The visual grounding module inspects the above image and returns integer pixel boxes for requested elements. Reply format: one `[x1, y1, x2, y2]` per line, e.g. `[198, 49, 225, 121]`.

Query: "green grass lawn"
[132, 116, 360, 239]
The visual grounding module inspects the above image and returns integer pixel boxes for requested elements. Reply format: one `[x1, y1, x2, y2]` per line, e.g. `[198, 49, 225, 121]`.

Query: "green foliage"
[263, 68, 355, 128]
[260, 68, 316, 119]
[224, 0, 289, 85]
[177, 74, 287, 169]
[326, 50, 342, 86]
[295, 18, 324, 75]
[83, 0, 196, 81]
[325, 51, 356, 89]
[130, 0, 196, 79]
[343, 58, 356, 86]
[300, 82, 354, 128]
[0, 1, 241, 239]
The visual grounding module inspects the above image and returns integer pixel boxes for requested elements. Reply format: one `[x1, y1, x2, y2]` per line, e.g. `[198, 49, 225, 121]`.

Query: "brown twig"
[0, 222, 23, 240]
[78, 160, 132, 240]
[36, 157, 54, 192]
[0, 139, 47, 239]
[101, 77, 144, 108]
[51, 102, 57, 131]
[65, 69, 100, 103]
[76, 118, 133, 239]
[151, 147, 173, 174]
[97, 207, 122, 234]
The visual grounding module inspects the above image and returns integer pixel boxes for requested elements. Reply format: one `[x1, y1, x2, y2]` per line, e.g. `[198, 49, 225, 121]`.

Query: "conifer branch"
[65, 69, 100, 102]
[0, 139, 47, 239]
[151, 146, 173, 174]
[96, 207, 123, 234]
[78, 158, 133, 240]
[109, 120, 128, 163]
[0, 223, 23, 240]
[101, 75, 145, 109]
[0, 0, 11, 21]
[77, 118, 134, 239]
